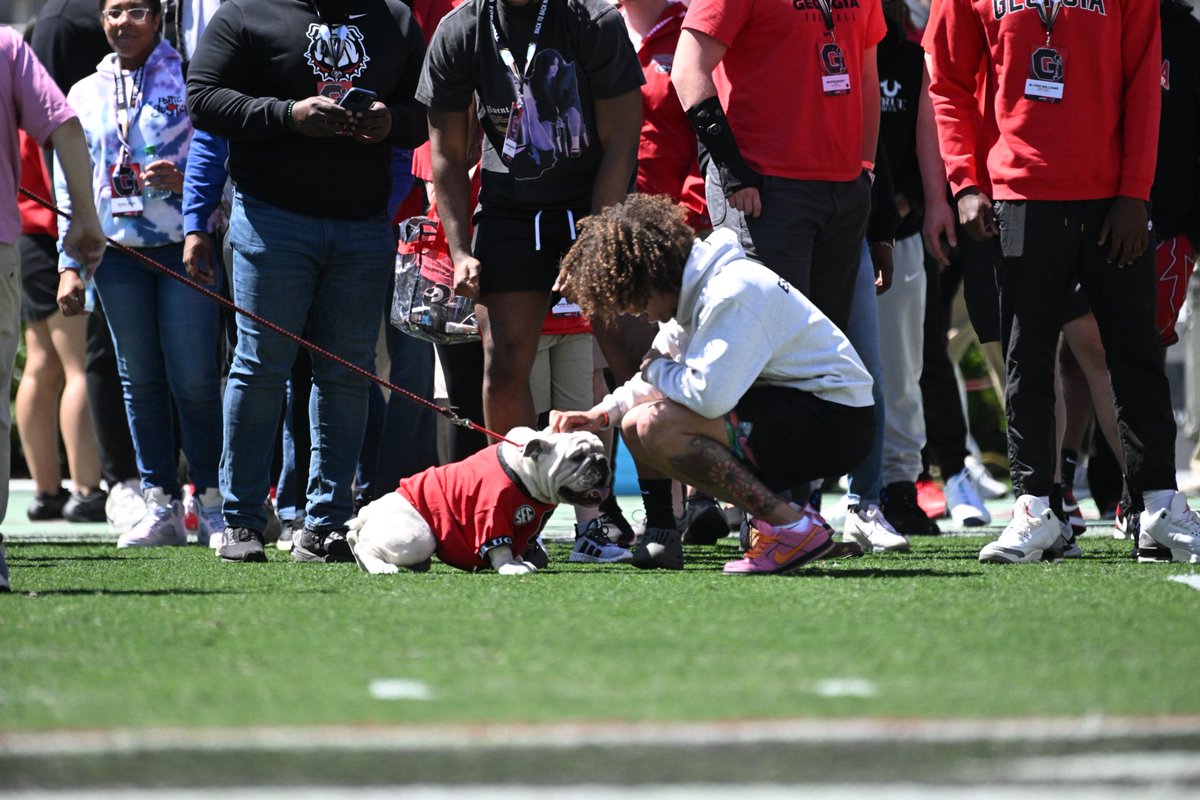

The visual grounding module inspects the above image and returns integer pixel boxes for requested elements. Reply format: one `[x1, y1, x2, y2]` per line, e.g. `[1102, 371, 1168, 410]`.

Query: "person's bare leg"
[477, 290, 551, 440]
[1063, 312, 1125, 464]
[620, 400, 802, 527]
[15, 319, 66, 495]
[48, 312, 101, 493]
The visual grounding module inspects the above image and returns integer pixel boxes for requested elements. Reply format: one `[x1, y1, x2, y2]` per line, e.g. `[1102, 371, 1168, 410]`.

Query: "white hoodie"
[598, 228, 874, 426]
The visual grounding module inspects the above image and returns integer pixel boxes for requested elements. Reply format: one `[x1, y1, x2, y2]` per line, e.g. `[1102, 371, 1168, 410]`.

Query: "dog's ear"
[522, 437, 549, 461]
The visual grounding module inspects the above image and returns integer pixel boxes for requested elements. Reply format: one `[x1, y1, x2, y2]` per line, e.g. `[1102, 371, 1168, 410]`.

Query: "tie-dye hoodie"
[55, 38, 190, 269]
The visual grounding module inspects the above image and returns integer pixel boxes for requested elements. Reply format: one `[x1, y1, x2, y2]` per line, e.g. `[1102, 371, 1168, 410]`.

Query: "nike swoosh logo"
[904, 271, 920, 283]
[348, 13, 367, 18]
[770, 529, 821, 565]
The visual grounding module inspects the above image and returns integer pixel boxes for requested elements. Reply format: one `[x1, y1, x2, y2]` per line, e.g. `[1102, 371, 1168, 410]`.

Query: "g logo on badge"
[1031, 47, 1063, 83]
[514, 504, 535, 526]
[820, 42, 846, 76]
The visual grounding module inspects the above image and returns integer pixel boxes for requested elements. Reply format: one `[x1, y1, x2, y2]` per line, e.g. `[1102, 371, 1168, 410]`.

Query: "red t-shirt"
[632, 1, 708, 230]
[17, 130, 56, 237]
[683, 0, 886, 182]
[924, 0, 1160, 201]
[397, 443, 557, 572]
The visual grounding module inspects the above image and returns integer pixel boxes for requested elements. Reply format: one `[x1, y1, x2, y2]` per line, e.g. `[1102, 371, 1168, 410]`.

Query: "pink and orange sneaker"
[723, 511, 835, 575]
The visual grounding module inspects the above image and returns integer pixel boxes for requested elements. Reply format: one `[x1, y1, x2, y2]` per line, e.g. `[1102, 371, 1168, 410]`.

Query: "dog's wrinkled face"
[506, 428, 611, 507]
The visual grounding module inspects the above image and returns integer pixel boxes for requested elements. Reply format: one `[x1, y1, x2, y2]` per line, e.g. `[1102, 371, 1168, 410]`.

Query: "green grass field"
[3, 496, 1200, 794]
[3, 535, 1198, 731]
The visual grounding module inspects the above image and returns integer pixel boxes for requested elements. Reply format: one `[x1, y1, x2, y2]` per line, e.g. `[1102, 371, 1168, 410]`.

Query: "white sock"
[1143, 489, 1177, 515]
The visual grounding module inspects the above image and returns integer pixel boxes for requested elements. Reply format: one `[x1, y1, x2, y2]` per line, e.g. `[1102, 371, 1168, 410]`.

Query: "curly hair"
[558, 194, 695, 323]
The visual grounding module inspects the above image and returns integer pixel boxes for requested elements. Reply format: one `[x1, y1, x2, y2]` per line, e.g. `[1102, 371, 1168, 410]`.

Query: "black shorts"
[19, 233, 60, 322]
[726, 385, 875, 493]
[472, 207, 587, 295]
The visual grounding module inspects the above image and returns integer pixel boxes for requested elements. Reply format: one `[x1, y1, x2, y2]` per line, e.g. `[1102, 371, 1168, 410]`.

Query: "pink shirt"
[1, 27, 76, 245]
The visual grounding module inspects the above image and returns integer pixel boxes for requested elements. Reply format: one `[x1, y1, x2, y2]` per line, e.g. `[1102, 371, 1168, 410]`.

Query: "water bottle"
[142, 145, 172, 201]
[81, 268, 96, 313]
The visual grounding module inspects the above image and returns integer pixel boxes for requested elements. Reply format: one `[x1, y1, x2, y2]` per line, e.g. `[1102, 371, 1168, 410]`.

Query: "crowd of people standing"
[3, 0, 1200, 590]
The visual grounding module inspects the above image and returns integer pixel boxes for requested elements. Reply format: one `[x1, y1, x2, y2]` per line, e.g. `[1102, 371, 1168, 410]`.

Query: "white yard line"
[3, 715, 1199, 757]
[1168, 574, 1200, 591]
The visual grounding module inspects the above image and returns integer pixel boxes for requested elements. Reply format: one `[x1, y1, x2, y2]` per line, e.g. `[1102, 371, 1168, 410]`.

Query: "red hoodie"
[924, 0, 1160, 202]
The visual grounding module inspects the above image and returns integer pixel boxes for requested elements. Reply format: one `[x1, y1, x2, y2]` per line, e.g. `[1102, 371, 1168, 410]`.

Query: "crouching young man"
[550, 195, 876, 574]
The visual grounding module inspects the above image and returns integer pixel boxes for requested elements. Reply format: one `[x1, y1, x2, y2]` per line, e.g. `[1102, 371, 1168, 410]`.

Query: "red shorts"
[1155, 234, 1195, 347]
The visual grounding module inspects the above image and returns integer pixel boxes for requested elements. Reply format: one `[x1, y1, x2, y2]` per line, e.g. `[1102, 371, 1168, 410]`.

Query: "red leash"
[21, 186, 516, 445]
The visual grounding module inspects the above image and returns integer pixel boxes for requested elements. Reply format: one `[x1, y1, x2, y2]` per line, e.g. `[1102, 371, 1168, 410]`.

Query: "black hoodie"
[1153, 0, 1200, 245]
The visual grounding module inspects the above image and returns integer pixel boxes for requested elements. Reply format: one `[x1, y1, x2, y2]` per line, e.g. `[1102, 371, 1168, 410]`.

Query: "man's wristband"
[285, 100, 296, 132]
[686, 96, 763, 194]
[598, 410, 610, 428]
[869, 240, 895, 250]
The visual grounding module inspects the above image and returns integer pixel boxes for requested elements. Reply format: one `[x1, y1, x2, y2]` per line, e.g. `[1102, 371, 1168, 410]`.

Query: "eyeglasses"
[99, 7, 153, 22]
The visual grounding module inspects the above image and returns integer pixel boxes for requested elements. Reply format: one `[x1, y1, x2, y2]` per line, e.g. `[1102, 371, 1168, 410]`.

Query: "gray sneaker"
[218, 526, 266, 563]
[0, 533, 10, 592]
[630, 526, 684, 570]
[292, 527, 355, 563]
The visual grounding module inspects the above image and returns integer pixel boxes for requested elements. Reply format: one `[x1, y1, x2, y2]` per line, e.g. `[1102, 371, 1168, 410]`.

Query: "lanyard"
[813, 0, 837, 39]
[113, 66, 146, 164]
[635, 2, 684, 51]
[1034, 0, 1062, 44]
[489, 0, 550, 100]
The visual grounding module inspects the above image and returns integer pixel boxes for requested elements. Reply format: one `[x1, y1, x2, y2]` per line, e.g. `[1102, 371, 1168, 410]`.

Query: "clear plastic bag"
[390, 214, 479, 344]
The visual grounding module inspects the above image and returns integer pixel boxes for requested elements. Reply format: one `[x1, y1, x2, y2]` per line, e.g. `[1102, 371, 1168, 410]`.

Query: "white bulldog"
[347, 427, 610, 575]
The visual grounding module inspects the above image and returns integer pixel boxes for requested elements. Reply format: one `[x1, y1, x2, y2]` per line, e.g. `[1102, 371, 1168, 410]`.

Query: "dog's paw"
[496, 559, 538, 576]
[368, 562, 400, 575]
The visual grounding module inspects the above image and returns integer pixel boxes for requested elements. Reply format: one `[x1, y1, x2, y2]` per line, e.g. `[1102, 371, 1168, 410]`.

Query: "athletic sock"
[598, 492, 622, 518]
[1049, 483, 1065, 522]
[1143, 489, 1176, 515]
[639, 478, 675, 530]
[1060, 449, 1079, 491]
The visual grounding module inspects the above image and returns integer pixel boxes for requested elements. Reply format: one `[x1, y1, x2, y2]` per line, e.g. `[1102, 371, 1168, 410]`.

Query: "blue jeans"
[222, 192, 396, 532]
[843, 241, 885, 507]
[92, 241, 222, 496]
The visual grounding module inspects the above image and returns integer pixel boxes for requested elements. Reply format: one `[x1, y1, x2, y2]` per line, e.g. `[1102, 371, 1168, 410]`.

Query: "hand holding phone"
[338, 88, 378, 113]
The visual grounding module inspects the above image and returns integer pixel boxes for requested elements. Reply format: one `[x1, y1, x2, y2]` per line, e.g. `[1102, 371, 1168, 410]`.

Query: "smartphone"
[338, 87, 377, 113]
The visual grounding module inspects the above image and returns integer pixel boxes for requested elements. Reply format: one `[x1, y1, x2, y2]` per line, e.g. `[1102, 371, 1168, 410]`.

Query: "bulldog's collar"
[496, 444, 538, 501]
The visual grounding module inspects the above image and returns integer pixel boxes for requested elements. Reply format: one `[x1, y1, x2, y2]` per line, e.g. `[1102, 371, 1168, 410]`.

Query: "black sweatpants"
[994, 198, 1176, 497]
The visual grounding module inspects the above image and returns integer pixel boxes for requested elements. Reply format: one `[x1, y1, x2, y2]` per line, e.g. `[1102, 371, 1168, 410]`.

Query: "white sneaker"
[965, 455, 1008, 500]
[843, 504, 910, 554]
[822, 493, 851, 530]
[978, 495, 1059, 563]
[117, 488, 186, 548]
[183, 487, 225, 549]
[106, 478, 147, 534]
[570, 519, 633, 563]
[1047, 516, 1082, 561]
[945, 468, 991, 527]
[1139, 491, 1200, 563]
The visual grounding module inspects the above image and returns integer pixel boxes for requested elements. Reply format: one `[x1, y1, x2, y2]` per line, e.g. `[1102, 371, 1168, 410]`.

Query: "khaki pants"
[0, 242, 23, 525]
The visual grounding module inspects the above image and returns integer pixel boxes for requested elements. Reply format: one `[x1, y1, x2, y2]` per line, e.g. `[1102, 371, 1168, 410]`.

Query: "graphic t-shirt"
[397, 443, 557, 572]
[683, 0, 885, 182]
[417, 0, 644, 211]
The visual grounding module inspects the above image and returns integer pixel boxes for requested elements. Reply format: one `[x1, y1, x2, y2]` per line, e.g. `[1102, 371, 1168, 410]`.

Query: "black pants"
[994, 198, 1176, 497]
[85, 297, 139, 487]
[920, 257, 969, 478]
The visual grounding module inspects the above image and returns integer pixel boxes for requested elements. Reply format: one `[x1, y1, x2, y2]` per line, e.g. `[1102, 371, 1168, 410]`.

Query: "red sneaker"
[915, 477, 946, 519]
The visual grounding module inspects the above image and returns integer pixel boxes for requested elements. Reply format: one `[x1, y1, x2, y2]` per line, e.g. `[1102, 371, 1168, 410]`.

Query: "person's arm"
[860, 44, 881, 171]
[916, 63, 956, 265]
[924, 0, 995, 241]
[181, 129, 229, 284]
[49, 118, 106, 316]
[867, 143, 898, 294]
[186, 6, 350, 139]
[672, 28, 762, 218]
[1097, 0, 1162, 267]
[590, 89, 642, 212]
[428, 106, 481, 299]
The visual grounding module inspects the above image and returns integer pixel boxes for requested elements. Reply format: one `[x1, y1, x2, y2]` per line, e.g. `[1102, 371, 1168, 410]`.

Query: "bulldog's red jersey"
[397, 443, 556, 572]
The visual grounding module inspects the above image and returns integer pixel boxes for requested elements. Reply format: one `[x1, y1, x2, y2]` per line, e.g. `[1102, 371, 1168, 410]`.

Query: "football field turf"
[2, 486, 1199, 795]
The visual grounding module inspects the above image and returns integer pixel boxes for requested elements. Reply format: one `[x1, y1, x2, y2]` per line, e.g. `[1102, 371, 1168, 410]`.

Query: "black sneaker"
[26, 488, 70, 521]
[62, 489, 108, 523]
[219, 526, 266, 562]
[881, 481, 941, 537]
[598, 508, 637, 548]
[522, 536, 550, 569]
[292, 527, 355, 563]
[0, 532, 10, 592]
[679, 492, 729, 545]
